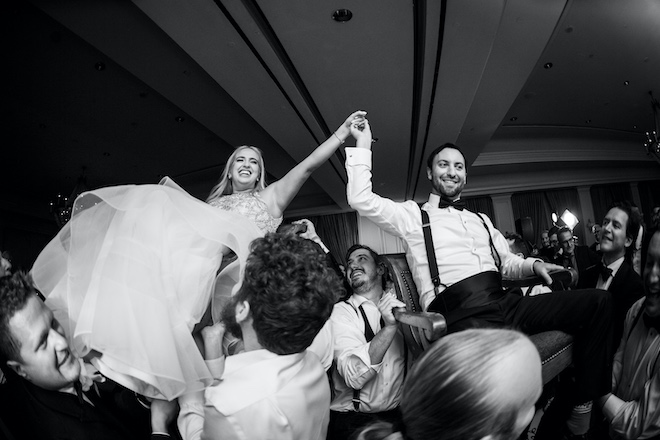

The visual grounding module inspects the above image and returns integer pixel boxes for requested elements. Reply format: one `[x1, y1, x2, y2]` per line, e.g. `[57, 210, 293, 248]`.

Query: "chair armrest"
[393, 308, 447, 341]
[502, 268, 575, 291]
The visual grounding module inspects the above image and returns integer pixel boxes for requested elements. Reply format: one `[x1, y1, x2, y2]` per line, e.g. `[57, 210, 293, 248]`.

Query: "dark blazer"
[578, 259, 645, 351]
[555, 245, 600, 273]
[0, 372, 155, 440]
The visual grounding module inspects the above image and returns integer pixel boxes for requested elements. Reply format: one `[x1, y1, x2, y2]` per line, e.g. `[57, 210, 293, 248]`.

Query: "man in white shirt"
[328, 245, 406, 440]
[345, 120, 614, 439]
[578, 201, 644, 352]
[178, 233, 341, 440]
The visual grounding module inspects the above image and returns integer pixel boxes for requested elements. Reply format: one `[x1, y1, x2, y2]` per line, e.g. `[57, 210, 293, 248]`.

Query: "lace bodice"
[209, 191, 283, 234]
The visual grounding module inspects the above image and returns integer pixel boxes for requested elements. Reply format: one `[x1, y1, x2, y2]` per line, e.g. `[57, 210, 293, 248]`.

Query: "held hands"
[350, 119, 372, 150]
[201, 321, 226, 343]
[201, 321, 226, 360]
[533, 261, 565, 285]
[150, 398, 178, 434]
[335, 110, 367, 142]
[293, 218, 318, 241]
[377, 291, 406, 327]
[293, 219, 330, 253]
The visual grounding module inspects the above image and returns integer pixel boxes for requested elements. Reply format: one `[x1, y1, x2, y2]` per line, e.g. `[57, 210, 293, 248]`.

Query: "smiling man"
[328, 244, 407, 440]
[578, 201, 644, 351]
[596, 227, 660, 439]
[346, 120, 614, 438]
[0, 272, 170, 440]
[556, 226, 600, 277]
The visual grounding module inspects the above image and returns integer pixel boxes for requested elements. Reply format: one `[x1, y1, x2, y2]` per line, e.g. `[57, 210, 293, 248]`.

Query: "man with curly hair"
[178, 232, 342, 440]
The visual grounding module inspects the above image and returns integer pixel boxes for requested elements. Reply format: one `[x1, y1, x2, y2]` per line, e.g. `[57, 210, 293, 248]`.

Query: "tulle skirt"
[31, 178, 261, 400]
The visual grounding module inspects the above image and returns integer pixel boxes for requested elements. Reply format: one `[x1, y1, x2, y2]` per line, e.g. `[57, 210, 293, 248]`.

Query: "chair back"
[381, 253, 574, 384]
[381, 253, 428, 360]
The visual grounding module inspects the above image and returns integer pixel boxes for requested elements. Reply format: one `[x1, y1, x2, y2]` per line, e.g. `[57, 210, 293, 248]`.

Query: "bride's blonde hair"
[206, 146, 267, 203]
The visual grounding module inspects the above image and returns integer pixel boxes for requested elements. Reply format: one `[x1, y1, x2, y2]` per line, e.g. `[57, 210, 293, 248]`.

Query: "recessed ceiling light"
[624, 81, 630, 86]
[543, 62, 553, 69]
[332, 9, 353, 22]
[175, 116, 185, 122]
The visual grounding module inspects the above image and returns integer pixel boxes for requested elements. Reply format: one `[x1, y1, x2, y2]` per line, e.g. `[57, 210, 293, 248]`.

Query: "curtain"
[285, 211, 358, 263]
[512, 187, 585, 245]
[464, 196, 495, 226]
[590, 183, 633, 227]
[637, 179, 660, 229]
[511, 192, 550, 248]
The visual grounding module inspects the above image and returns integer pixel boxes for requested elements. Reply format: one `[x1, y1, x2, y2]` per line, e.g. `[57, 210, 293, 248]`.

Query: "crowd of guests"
[0, 113, 658, 440]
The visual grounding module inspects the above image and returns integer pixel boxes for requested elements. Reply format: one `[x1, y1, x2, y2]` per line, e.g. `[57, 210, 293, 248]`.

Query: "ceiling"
[6, 0, 660, 221]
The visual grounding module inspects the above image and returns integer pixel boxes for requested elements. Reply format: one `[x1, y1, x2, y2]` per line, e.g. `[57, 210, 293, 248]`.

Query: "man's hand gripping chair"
[382, 253, 575, 385]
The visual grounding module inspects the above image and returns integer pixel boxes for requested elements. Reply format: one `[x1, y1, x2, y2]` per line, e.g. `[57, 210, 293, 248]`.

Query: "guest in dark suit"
[537, 229, 554, 262]
[546, 226, 562, 262]
[589, 224, 602, 254]
[555, 226, 601, 285]
[0, 272, 177, 440]
[578, 201, 645, 351]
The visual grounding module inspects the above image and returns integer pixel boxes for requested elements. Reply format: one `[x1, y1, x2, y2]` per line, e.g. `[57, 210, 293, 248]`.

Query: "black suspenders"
[420, 207, 502, 301]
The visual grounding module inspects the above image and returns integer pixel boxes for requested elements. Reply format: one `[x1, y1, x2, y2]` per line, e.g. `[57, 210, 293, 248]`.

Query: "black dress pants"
[327, 408, 401, 440]
[436, 288, 613, 405]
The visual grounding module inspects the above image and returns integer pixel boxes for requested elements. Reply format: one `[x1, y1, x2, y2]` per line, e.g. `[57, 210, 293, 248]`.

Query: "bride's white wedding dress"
[31, 178, 261, 400]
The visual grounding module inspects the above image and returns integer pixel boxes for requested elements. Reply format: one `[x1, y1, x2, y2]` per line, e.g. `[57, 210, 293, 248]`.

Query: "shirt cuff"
[345, 147, 371, 165]
[369, 358, 385, 374]
[348, 344, 384, 373]
[524, 258, 542, 277]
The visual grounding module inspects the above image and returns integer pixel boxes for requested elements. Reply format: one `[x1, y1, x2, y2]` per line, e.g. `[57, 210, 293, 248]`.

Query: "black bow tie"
[438, 197, 465, 211]
[597, 262, 613, 282]
[643, 313, 660, 333]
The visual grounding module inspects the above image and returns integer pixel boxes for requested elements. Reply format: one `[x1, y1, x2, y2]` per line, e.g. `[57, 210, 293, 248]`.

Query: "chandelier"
[644, 91, 660, 165]
[49, 168, 89, 228]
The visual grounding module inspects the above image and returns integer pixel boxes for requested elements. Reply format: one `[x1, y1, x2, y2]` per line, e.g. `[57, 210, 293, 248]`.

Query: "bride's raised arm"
[262, 110, 366, 217]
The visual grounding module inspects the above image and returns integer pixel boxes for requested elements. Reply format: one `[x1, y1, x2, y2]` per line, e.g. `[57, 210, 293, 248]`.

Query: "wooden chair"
[381, 253, 574, 384]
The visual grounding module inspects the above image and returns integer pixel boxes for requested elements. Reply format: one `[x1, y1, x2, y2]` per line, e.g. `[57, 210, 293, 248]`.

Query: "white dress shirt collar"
[597, 256, 625, 290]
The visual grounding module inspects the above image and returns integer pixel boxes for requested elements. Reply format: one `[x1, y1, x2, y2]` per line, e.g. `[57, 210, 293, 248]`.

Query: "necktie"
[438, 197, 465, 211]
[597, 262, 613, 282]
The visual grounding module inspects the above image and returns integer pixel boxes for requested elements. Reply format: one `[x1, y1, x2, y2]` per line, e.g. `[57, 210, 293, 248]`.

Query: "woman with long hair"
[28, 112, 366, 405]
[207, 111, 366, 234]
